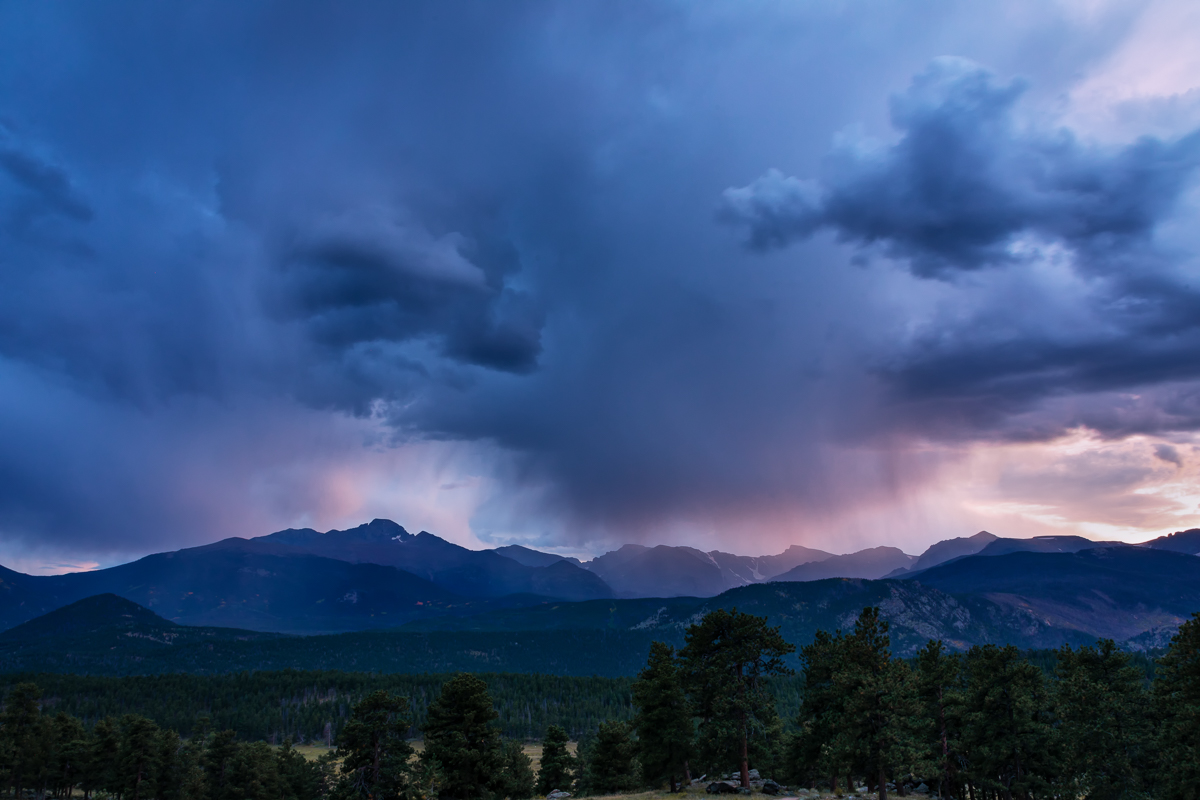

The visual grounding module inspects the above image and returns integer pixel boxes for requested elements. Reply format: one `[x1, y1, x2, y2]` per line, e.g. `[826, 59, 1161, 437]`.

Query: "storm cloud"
[2, 1, 1200, 566]
[723, 57, 1200, 277]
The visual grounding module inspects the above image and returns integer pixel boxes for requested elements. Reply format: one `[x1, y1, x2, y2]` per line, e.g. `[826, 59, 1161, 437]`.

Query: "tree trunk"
[684, 760, 692, 785]
[739, 708, 750, 788]
[831, 773, 838, 795]
[939, 687, 950, 800]
[878, 764, 888, 800]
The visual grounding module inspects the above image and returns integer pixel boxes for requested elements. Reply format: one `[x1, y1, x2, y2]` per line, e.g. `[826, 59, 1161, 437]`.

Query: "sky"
[3, 1, 1200, 573]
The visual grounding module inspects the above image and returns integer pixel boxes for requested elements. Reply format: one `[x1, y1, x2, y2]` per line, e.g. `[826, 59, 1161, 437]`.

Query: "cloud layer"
[2, 1, 1200, 567]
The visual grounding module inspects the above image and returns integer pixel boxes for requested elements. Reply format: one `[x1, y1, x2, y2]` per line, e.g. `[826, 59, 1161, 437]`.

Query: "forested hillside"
[0, 670, 805, 744]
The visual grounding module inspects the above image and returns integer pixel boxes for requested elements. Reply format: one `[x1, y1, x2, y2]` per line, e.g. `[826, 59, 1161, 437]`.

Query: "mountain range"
[5, 538, 1199, 677]
[0, 521, 1196, 645]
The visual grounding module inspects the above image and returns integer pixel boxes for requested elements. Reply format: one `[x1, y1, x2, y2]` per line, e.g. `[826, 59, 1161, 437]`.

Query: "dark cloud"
[1154, 443, 1182, 466]
[726, 57, 1200, 446]
[0, 1, 1197, 562]
[723, 58, 1200, 278]
[270, 211, 542, 375]
[0, 125, 93, 226]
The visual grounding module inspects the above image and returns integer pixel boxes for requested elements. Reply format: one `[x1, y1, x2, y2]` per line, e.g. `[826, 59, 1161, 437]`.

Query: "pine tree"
[833, 608, 923, 800]
[154, 728, 184, 800]
[631, 641, 694, 791]
[176, 739, 208, 800]
[49, 711, 87, 799]
[577, 721, 637, 796]
[536, 725, 576, 796]
[1054, 639, 1152, 800]
[336, 690, 417, 800]
[0, 682, 50, 798]
[84, 717, 121, 800]
[117, 715, 162, 800]
[1152, 612, 1200, 800]
[422, 673, 505, 800]
[959, 645, 1055, 800]
[203, 730, 240, 800]
[789, 629, 849, 791]
[279, 739, 327, 800]
[495, 739, 536, 800]
[914, 640, 962, 800]
[679, 608, 794, 788]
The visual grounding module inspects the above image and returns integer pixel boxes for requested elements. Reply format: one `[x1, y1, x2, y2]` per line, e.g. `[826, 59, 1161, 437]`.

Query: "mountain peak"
[333, 519, 413, 542]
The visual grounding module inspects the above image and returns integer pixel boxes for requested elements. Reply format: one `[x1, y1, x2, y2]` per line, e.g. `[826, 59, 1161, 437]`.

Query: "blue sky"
[2, 0, 1200, 572]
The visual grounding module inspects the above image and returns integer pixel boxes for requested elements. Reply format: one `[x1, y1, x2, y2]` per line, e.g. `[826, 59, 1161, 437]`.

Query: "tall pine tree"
[914, 640, 961, 800]
[1153, 612, 1200, 800]
[959, 645, 1055, 800]
[679, 608, 794, 788]
[832, 608, 923, 800]
[535, 725, 576, 796]
[577, 721, 637, 796]
[1054, 639, 1152, 800]
[790, 629, 849, 792]
[336, 690, 417, 800]
[632, 641, 694, 791]
[421, 673, 504, 800]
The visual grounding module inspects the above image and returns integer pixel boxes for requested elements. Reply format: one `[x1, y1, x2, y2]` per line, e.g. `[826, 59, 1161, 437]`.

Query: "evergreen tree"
[577, 721, 637, 796]
[679, 608, 794, 788]
[279, 739, 327, 800]
[176, 739, 208, 800]
[631, 641, 694, 791]
[117, 715, 162, 800]
[422, 673, 504, 800]
[49, 711, 88, 799]
[495, 739, 536, 800]
[0, 682, 50, 798]
[155, 728, 184, 800]
[336, 690, 417, 800]
[959, 645, 1055, 800]
[84, 717, 121, 800]
[1153, 612, 1200, 800]
[203, 729, 240, 800]
[535, 725, 576, 796]
[229, 740, 284, 800]
[833, 608, 923, 800]
[914, 640, 962, 800]
[789, 629, 849, 791]
[1054, 639, 1152, 800]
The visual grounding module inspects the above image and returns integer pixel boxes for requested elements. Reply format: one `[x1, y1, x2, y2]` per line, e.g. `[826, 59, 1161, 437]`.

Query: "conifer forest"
[0, 608, 1196, 800]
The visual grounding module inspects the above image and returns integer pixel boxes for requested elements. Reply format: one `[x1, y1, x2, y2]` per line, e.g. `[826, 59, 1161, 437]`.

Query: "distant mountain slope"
[581, 543, 832, 598]
[0, 594, 287, 674]
[1140, 528, 1200, 555]
[0, 594, 670, 677]
[0, 549, 563, 633]
[402, 577, 1101, 656]
[906, 546, 1200, 640]
[974, 535, 1122, 557]
[237, 519, 612, 602]
[886, 531, 998, 577]
[0, 594, 174, 641]
[491, 545, 581, 568]
[772, 546, 915, 582]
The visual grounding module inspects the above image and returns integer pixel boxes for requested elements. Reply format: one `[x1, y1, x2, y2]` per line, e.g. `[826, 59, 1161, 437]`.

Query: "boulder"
[748, 769, 761, 780]
[707, 781, 738, 794]
[547, 792, 571, 800]
[915, 783, 929, 794]
[762, 780, 782, 795]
